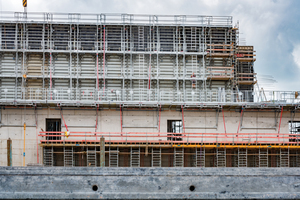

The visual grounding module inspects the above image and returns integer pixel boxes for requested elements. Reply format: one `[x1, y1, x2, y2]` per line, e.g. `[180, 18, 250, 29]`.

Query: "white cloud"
[0, 0, 299, 90]
[292, 44, 300, 69]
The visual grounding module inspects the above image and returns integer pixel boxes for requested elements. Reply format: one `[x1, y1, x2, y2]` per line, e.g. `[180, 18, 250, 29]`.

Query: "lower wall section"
[42, 146, 299, 168]
[0, 167, 300, 199]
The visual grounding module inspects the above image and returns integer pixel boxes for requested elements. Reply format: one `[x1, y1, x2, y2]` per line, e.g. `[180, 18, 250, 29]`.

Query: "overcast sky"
[1, 0, 300, 91]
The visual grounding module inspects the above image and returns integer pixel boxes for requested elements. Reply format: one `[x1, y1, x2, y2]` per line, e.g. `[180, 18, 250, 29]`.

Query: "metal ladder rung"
[64, 147, 74, 167]
[109, 147, 119, 167]
[174, 148, 184, 167]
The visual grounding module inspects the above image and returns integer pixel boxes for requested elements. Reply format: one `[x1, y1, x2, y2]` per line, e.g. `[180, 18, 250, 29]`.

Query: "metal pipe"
[182, 105, 185, 133]
[35, 107, 39, 164]
[103, 25, 106, 94]
[222, 107, 227, 136]
[96, 53, 99, 91]
[122, 126, 158, 128]
[120, 104, 123, 133]
[50, 52, 52, 100]
[0, 124, 36, 127]
[278, 106, 284, 141]
[64, 125, 95, 128]
[241, 127, 277, 130]
[185, 126, 217, 129]
[159, 105, 161, 132]
[23, 123, 26, 166]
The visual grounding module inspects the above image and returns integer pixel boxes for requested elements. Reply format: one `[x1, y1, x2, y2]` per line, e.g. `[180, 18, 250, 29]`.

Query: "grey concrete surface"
[0, 167, 300, 199]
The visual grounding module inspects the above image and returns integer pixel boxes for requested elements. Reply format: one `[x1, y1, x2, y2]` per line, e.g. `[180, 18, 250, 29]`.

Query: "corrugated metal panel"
[53, 54, 69, 76]
[27, 54, 42, 76]
[0, 53, 15, 75]
[159, 55, 175, 78]
[80, 54, 95, 77]
[106, 55, 122, 77]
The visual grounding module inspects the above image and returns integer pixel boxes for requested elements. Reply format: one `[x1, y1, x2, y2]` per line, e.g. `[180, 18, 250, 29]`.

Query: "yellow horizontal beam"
[40, 143, 300, 149]
[172, 144, 300, 149]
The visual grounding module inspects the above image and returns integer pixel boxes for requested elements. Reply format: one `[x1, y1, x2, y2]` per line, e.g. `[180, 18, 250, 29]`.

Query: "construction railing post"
[100, 136, 105, 167]
[7, 138, 12, 166]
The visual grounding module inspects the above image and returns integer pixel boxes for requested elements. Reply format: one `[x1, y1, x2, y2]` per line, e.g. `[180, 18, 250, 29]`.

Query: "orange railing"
[39, 131, 300, 145]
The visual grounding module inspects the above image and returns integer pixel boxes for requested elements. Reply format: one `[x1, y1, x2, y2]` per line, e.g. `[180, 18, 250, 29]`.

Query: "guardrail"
[39, 131, 300, 145]
[0, 11, 232, 26]
[1, 87, 300, 104]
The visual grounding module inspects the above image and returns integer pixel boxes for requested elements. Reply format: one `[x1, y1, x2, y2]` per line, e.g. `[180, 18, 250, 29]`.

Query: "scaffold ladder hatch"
[280, 148, 289, 167]
[44, 146, 53, 167]
[109, 146, 119, 167]
[152, 147, 161, 167]
[64, 146, 73, 167]
[258, 148, 268, 167]
[196, 147, 205, 167]
[216, 148, 226, 167]
[131, 147, 140, 167]
[87, 146, 97, 167]
[174, 147, 184, 167]
[238, 148, 247, 167]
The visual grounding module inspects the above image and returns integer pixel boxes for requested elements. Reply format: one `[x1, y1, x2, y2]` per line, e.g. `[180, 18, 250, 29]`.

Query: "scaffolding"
[0, 11, 299, 168]
[0, 12, 265, 107]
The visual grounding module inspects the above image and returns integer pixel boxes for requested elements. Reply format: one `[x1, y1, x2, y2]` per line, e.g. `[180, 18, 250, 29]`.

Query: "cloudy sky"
[1, 0, 300, 91]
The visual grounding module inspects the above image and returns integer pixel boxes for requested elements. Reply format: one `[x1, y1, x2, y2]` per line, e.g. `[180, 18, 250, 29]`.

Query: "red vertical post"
[237, 107, 244, 134]
[182, 105, 185, 133]
[236, 107, 244, 143]
[35, 107, 39, 164]
[278, 106, 283, 141]
[50, 52, 52, 100]
[222, 107, 227, 137]
[148, 54, 151, 90]
[120, 104, 123, 133]
[95, 105, 99, 140]
[158, 105, 161, 133]
[96, 53, 99, 91]
[102, 26, 106, 96]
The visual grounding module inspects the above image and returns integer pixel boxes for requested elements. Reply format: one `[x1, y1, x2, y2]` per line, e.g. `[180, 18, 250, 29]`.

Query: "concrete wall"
[0, 107, 299, 166]
[1, 167, 300, 199]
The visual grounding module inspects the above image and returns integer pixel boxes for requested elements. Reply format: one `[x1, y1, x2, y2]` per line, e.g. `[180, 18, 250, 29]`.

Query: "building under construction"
[0, 11, 300, 169]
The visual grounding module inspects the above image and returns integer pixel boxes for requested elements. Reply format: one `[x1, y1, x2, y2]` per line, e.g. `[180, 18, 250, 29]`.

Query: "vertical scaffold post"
[181, 105, 185, 133]
[120, 104, 123, 133]
[50, 52, 52, 100]
[7, 138, 12, 166]
[100, 136, 105, 167]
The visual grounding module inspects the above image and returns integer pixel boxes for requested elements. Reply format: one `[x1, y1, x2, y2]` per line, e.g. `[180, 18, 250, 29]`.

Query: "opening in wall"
[46, 118, 61, 141]
[289, 121, 300, 142]
[167, 120, 183, 141]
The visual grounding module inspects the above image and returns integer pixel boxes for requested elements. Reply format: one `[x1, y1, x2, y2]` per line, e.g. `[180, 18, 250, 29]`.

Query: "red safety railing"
[39, 131, 300, 145]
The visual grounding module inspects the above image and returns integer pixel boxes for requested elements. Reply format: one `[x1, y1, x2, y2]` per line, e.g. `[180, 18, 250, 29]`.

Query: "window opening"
[167, 120, 183, 141]
[289, 121, 300, 142]
[46, 118, 61, 141]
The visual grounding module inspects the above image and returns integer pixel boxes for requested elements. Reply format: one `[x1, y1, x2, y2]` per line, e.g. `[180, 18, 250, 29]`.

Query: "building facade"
[0, 12, 299, 168]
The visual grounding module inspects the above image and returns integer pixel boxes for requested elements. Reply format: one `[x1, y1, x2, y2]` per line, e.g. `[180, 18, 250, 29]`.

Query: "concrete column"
[100, 137, 105, 167]
[7, 138, 12, 166]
